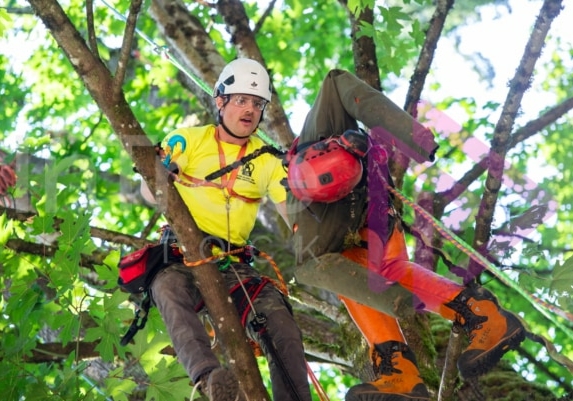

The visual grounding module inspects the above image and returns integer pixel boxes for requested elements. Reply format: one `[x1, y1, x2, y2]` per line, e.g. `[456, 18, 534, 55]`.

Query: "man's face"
[217, 94, 267, 136]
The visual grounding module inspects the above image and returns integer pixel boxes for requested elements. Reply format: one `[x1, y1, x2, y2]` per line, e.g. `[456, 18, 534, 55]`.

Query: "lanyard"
[215, 131, 248, 200]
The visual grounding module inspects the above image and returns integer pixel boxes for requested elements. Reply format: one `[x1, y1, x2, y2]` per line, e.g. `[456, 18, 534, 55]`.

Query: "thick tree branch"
[1, 205, 152, 249]
[21, 311, 355, 369]
[393, 0, 455, 195]
[215, 0, 294, 148]
[26, 1, 267, 397]
[149, 0, 222, 118]
[113, 0, 143, 94]
[339, 0, 380, 89]
[5, 238, 107, 268]
[470, 0, 563, 277]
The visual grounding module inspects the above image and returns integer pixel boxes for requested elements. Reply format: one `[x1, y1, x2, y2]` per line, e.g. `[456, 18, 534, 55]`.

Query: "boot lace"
[452, 297, 488, 344]
[372, 343, 404, 376]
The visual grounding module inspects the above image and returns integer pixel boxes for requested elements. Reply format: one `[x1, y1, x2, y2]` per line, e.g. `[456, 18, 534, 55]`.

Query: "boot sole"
[345, 383, 431, 401]
[205, 368, 244, 401]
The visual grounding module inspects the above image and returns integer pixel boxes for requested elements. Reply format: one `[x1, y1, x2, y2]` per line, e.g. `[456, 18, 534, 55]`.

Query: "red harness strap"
[193, 276, 270, 327]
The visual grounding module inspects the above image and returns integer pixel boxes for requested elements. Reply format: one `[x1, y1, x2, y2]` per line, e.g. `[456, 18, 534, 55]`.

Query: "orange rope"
[307, 362, 331, 401]
[255, 248, 289, 296]
[182, 245, 289, 297]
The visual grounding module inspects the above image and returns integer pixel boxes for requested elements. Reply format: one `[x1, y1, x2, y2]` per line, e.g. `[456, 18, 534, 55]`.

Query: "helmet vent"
[318, 173, 333, 185]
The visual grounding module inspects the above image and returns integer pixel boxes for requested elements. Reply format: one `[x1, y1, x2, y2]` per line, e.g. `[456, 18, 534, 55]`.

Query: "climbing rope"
[98, 0, 282, 150]
[184, 246, 332, 400]
[307, 363, 330, 401]
[183, 245, 288, 296]
[371, 163, 573, 343]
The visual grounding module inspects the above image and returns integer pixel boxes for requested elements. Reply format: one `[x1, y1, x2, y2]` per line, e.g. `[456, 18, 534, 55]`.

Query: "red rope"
[307, 362, 330, 401]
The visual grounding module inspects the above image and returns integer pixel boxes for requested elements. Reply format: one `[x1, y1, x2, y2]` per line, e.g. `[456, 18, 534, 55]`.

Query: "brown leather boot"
[345, 341, 430, 401]
[445, 284, 525, 378]
[197, 367, 246, 401]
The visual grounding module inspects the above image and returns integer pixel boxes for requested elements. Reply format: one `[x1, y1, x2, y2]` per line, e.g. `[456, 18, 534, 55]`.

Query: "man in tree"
[149, 58, 312, 401]
[285, 69, 526, 401]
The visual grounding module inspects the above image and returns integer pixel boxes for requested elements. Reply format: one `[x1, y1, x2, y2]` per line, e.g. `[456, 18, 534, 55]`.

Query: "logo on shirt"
[163, 135, 187, 167]
[241, 161, 255, 177]
[238, 161, 256, 185]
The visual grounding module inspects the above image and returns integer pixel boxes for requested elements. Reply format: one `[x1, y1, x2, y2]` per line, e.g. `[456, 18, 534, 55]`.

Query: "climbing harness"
[183, 244, 323, 401]
[183, 245, 288, 296]
[118, 226, 182, 345]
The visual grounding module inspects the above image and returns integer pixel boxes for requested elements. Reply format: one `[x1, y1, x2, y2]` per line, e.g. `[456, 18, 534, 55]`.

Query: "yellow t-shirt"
[161, 125, 286, 246]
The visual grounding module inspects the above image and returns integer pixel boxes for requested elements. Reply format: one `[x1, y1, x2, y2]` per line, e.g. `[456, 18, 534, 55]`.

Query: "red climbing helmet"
[286, 130, 368, 203]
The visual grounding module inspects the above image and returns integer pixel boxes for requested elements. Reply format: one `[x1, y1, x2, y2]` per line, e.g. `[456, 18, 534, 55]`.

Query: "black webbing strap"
[250, 313, 305, 401]
[120, 293, 152, 346]
[193, 276, 270, 325]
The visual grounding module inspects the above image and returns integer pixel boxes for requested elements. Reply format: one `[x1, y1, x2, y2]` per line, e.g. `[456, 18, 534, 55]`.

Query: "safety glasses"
[230, 94, 268, 111]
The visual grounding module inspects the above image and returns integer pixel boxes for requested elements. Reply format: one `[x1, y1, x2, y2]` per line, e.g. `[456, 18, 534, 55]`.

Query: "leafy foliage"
[1, 0, 573, 400]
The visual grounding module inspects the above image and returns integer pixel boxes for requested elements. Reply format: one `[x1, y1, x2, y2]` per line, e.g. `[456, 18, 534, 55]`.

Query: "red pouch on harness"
[118, 243, 177, 293]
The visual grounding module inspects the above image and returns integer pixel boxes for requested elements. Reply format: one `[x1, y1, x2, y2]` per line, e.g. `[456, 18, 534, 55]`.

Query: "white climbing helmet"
[213, 58, 272, 102]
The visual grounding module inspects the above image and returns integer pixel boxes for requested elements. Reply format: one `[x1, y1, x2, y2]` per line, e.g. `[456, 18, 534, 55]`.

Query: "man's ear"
[215, 96, 224, 110]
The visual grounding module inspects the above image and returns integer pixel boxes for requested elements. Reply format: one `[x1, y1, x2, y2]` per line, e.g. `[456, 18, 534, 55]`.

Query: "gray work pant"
[150, 263, 312, 401]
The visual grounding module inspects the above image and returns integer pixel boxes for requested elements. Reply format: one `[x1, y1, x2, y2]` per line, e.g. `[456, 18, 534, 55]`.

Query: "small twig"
[141, 209, 163, 238]
[253, 0, 276, 35]
[86, 0, 100, 58]
[113, 0, 143, 97]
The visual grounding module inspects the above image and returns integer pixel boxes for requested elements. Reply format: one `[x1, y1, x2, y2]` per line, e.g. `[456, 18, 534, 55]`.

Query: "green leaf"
[29, 214, 56, 236]
[94, 256, 120, 290]
[104, 376, 138, 401]
[145, 359, 190, 401]
[550, 257, 573, 293]
[0, 212, 13, 244]
[85, 324, 117, 362]
[0, 9, 12, 37]
[58, 210, 91, 248]
[46, 302, 79, 346]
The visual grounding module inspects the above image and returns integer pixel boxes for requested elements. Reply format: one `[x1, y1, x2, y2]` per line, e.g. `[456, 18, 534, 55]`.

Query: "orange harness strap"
[173, 132, 262, 203]
[183, 246, 288, 297]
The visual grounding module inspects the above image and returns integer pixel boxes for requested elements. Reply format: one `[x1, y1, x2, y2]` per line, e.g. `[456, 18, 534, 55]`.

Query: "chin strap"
[220, 119, 252, 140]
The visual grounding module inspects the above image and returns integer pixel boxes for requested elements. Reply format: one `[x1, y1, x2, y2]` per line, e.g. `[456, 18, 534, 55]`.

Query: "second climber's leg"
[365, 224, 526, 378]
[339, 293, 430, 401]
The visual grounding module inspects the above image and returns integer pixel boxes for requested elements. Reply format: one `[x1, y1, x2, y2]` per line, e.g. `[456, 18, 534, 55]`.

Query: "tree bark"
[469, 0, 563, 277]
[26, 1, 270, 398]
